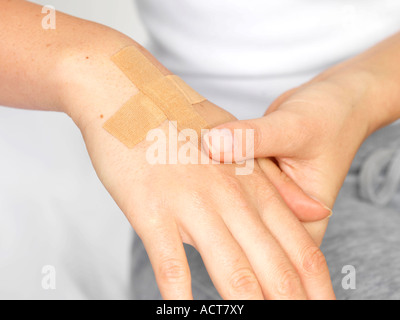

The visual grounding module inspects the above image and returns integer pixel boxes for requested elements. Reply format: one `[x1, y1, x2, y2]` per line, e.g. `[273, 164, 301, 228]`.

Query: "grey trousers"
[131, 123, 400, 300]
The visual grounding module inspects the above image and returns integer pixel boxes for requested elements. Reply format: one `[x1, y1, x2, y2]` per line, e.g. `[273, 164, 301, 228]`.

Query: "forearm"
[0, 0, 137, 113]
[0, 0, 234, 132]
[314, 31, 400, 135]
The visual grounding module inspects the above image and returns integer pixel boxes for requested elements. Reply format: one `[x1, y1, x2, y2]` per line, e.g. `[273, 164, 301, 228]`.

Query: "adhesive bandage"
[103, 46, 209, 148]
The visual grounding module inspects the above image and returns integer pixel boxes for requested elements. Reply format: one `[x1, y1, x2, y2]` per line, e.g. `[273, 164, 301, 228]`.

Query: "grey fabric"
[322, 123, 400, 300]
[130, 123, 400, 300]
[358, 148, 400, 206]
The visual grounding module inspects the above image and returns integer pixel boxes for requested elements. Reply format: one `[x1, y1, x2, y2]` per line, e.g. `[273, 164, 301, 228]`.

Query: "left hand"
[204, 72, 376, 245]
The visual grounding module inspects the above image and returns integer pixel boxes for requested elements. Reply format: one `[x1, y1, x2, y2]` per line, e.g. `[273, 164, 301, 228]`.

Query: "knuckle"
[158, 259, 189, 284]
[255, 183, 282, 208]
[221, 174, 243, 194]
[229, 268, 260, 297]
[219, 175, 251, 209]
[184, 189, 217, 219]
[146, 191, 170, 215]
[276, 268, 304, 299]
[249, 122, 263, 153]
[300, 246, 328, 277]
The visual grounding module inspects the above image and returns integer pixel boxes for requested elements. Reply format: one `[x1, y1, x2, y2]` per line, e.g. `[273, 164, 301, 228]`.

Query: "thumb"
[203, 111, 306, 162]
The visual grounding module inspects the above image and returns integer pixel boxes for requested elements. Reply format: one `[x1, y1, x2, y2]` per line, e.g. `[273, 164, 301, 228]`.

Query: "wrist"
[313, 64, 386, 138]
[56, 30, 138, 130]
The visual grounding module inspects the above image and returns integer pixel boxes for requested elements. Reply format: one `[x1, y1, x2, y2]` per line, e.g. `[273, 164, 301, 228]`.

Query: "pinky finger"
[258, 158, 332, 222]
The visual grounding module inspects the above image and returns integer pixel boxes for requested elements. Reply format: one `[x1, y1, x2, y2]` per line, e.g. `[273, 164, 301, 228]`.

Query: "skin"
[207, 31, 400, 264]
[0, 0, 337, 300]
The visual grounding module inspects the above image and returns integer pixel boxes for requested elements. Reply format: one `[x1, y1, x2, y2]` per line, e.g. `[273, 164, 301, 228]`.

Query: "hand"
[80, 99, 334, 300]
[205, 73, 374, 245]
[62, 42, 334, 300]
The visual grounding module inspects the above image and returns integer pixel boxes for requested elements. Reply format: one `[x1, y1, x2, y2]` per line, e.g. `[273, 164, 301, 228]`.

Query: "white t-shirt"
[137, 0, 400, 119]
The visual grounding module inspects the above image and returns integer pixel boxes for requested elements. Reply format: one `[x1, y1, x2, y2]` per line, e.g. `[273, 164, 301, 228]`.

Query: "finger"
[258, 158, 332, 222]
[138, 219, 193, 300]
[178, 208, 264, 300]
[207, 181, 308, 299]
[245, 177, 336, 300]
[219, 205, 308, 299]
[203, 111, 310, 162]
[303, 219, 330, 247]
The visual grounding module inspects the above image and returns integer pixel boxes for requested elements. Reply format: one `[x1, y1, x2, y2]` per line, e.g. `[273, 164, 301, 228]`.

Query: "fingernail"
[204, 128, 233, 163]
[202, 132, 211, 154]
[307, 194, 333, 218]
